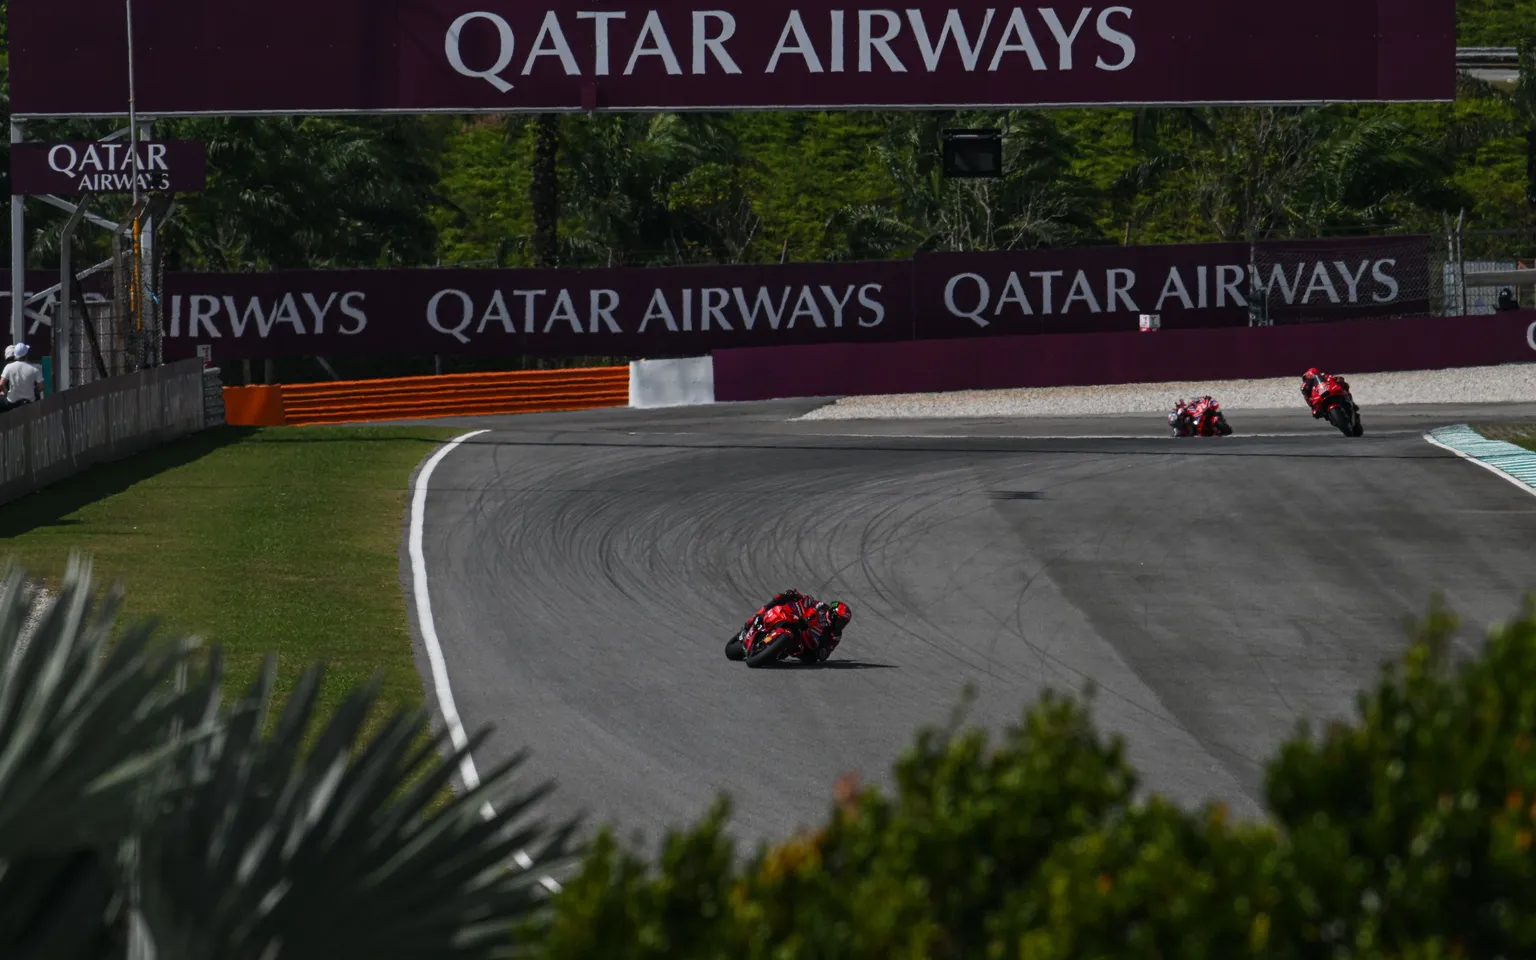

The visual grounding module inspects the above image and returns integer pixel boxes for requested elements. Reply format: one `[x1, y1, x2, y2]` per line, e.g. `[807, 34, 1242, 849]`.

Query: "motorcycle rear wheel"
[745, 629, 799, 668]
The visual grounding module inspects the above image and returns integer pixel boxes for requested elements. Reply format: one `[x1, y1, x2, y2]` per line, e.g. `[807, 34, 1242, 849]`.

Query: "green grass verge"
[1472, 424, 1536, 450]
[0, 424, 462, 718]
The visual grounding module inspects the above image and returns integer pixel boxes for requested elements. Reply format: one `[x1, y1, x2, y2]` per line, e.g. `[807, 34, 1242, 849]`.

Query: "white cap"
[13, 343, 29, 359]
[3, 346, 12, 360]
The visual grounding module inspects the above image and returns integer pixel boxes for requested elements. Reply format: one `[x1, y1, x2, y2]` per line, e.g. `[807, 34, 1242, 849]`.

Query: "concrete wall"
[0, 359, 207, 509]
[203, 367, 227, 427]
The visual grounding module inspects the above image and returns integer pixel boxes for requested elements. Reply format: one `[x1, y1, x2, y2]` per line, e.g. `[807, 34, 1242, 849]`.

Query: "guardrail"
[0, 358, 207, 509]
[223, 366, 630, 426]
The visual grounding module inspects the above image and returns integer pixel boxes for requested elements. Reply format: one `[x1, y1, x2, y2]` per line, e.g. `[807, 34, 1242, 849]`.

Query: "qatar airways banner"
[2, 235, 1431, 362]
[0, 270, 117, 356]
[9, 0, 1454, 118]
[10, 140, 208, 195]
[916, 234, 1432, 337]
[157, 261, 911, 361]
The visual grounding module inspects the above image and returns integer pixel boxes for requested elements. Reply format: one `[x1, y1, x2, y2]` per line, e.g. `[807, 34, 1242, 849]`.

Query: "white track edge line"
[1422, 429, 1536, 499]
[409, 428, 562, 893]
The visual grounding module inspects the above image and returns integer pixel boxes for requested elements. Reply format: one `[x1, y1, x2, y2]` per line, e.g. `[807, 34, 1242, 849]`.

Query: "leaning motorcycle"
[1308, 377, 1364, 437]
[738, 606, 811, 668]
[1191, 397, 1233, 437]
[1171, 397, 1232, 437]
[1168, 402, 1195, 437]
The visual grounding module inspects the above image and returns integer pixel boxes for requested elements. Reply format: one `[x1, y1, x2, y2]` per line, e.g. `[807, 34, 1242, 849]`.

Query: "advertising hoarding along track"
[148, 235, 1431, 361]
[2, 235, 1433, 361]
[9, 0, 1454, 118]
[711, 310, 1536, 402]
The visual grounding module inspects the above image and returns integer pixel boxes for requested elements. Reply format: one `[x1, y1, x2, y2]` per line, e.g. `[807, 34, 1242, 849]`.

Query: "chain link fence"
[1440, 226, 1536, 316]
[66, 199, 169, 389]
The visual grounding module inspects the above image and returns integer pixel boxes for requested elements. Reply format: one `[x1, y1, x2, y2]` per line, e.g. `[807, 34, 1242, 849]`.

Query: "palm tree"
[531, 115, 561, 268]
[826, 111, 1101, 259]
[558, 113, 759, 267]
[0, 555, 574, 960]
[154, 117, 445, 271]
[1118, 106, 1462, 243]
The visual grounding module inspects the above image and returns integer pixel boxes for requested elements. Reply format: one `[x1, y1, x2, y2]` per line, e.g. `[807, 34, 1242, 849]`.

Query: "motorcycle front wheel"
[1327, 404, 1354, 437]
[745, 629, 799, 668]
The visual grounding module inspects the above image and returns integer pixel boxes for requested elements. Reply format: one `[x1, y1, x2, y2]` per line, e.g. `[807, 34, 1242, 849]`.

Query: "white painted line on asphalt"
[409, 428, 562, 894]
[1423, 425, 1536, 500]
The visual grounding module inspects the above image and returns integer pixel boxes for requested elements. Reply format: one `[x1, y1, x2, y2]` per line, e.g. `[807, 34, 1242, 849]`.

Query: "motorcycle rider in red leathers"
[725, 590, 853, 664]
[1301, 368, 1343, 418]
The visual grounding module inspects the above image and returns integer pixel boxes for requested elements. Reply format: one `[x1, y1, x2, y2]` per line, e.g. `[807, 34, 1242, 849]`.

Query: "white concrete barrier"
[629, 356, 715, 408]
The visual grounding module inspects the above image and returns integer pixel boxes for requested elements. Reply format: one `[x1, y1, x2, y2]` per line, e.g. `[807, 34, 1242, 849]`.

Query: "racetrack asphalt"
[408, 399, 1536, 855]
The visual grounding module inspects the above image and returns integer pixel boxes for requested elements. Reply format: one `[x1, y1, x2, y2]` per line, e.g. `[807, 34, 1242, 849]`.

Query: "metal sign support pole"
[59, 195, 94, 393]
[10, 119, 25, 346]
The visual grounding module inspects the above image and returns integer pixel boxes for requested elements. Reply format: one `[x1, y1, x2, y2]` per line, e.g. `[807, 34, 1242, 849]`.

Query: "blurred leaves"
[0, 554, 573, 960]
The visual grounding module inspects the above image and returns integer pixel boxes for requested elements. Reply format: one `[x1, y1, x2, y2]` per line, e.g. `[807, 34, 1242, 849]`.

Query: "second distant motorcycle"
[1301, 368, 1364, 437]
[1169, 396, 1232, 437]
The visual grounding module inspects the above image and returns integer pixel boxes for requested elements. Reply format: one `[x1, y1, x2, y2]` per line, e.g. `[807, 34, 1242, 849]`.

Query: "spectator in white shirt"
[1, 343, 44, 412]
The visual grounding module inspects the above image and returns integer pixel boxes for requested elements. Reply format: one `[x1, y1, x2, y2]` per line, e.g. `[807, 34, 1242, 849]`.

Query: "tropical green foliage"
[529, 596, 1536, 960]
[4, 565, 1536, 958]
[0, 555, 572, 960]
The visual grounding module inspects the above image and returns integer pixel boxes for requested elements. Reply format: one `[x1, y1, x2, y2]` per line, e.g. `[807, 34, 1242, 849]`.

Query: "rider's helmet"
[824, 601, 852, 632]
[1304, 367, 1320, 381]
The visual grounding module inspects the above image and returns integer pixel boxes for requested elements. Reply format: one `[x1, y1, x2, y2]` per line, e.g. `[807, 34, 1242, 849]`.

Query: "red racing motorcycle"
[738, 604, 814, 668]
[1169, 396, 1232, 437]
[1306, 373, 1364, 437]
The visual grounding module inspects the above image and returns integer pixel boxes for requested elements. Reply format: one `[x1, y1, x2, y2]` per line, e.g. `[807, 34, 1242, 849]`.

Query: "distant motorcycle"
[1169, 396, 1232, 438]
[1306, 374, 1364, 437]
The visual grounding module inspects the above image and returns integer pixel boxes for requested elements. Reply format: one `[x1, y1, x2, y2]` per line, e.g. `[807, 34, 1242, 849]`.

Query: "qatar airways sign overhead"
[9, 0, 1453, 117]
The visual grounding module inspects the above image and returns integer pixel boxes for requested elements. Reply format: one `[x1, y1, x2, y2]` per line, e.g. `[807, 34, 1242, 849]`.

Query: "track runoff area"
[403, 397, 1536, 849]
[11, 1, 1474, 847]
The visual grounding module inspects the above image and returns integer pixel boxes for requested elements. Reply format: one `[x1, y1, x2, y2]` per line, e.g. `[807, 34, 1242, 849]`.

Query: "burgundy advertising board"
[914, 234, 1432, 337]
[0, 270, 120, 356]
[10, 140, 208, 195]
[10, 0, 1454, 118]
[712, 310, 1536, 403]
[160, 260, 912, 362]
[5, 235, 1431, 362]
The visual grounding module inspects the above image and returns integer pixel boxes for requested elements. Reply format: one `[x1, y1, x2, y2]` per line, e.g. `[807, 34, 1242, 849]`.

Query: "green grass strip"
[1473, 423, 1536, 452]
[0, 424, 462, 718]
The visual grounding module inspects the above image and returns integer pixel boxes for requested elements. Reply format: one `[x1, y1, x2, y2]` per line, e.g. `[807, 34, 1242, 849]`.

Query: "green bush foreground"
[536, 597, 1536, 960]
[3, 557, 1535, 959]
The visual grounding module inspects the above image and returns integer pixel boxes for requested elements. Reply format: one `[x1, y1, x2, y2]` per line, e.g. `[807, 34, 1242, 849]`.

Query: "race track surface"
[411, 400, 1536, 853]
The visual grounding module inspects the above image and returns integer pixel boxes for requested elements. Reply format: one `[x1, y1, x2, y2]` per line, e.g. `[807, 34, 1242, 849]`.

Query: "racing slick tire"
[1216, 416, 1233, 436]
[745, 628, 799, 668]
[1326, 403, 1354, 437]
[725, 635, 746, 661]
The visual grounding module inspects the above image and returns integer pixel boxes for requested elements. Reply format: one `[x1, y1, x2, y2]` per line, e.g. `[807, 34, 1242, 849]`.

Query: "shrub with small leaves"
[1267, 596, 1536, 959]
[535, 595, 1536, 960]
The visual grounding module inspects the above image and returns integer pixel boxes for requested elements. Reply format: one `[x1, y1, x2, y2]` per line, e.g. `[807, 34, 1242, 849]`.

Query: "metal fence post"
[9, 120, 25, 346]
